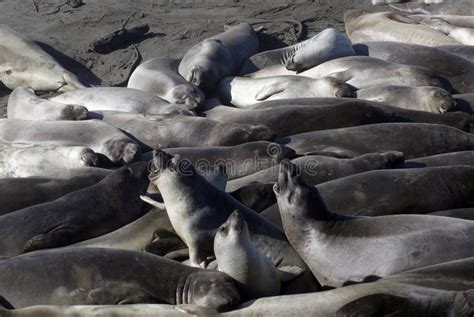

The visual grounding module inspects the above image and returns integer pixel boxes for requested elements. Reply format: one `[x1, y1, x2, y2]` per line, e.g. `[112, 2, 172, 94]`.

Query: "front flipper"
[88, 282, 159, 305]
[255, 83, 288, 101]
[336, 294, 410, 317]
[23, 228, 76, 253]
[277, 265, 305, 283]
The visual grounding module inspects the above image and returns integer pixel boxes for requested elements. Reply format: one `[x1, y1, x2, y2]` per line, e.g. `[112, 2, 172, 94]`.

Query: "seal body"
[390, 1, 474, 15]
[344, 10, 458, 46]
[240, 28, 355, 74]
[0, 24, 85, 92]
[355, 85, 455, 113]
[0, 118, 140, 164]
[0, 247, 240, 311]
[7, 87, 88, 121]
[128, 58, 205, 108]
[421, 17, 474, 45]
[178, 23, 258, 91]
[217, 76, 352, 107]
[0, 163, 149, 256]
[0, 168, 110, 216]
[274, 162, 474, 287]
[277, 122, 474, 158]
[214, 211, 281, 299]
[0, 144, 99, 177]
[402, 151, 474, 168]
[95, 111, 273, 149]
[50, 87, 195, 116]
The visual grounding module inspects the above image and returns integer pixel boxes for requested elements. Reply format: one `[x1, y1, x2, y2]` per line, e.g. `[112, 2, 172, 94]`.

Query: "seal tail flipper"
[336, 294, 410, 317]
[23, 229, 74, 253]
[277, 265, 306, 283]
[255, 83, 287, 101]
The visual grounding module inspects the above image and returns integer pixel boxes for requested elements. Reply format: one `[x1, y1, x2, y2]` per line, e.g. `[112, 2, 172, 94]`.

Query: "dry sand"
[0, 0, 389, 117]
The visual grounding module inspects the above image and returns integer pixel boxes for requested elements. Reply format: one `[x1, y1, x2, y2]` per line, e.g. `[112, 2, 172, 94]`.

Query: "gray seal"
[390, 1, 474, 15]
[401, 150, 474, 168]
[143, 150, 318, 294]
[7, 87, 88, 121]
[128, 58, 205, 109]
[276, 122, 474, 158]
[0, 24, 85, 92]
[50, 87, 195, 116]
[421, 17, 474, 45]
[179, 23, 258, 91]
[274, 161, 474, 287]
[0, 118, 140, 164]
[0, 162, 149, 256]
[240, 28, 355, 74]
[0, 247, 240, 311]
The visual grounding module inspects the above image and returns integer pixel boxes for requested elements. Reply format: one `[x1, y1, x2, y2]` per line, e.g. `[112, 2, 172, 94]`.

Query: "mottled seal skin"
[0, 144, 99, 178]
[297, 56, 444, 90]
[0, 119, 140, 165]
[390, 1, 474, 15]
[240, 28, 355, 74]
[93, 111, 274, 149]
[274, 161, 474, 287]
[0, 162, 149, 256]
[217, 76, 352, 107]
[0, 248, 240, 312]
[344, 10, 458, 46]
[204, 99, 471, 139]
[429, 208, 474, 221]
[50, 87, 195, 116]
[226, 151, 404, 192]
[144, 141, 296, 180]
[277, 122, 474, 158]
[0, 168, 111, 216]
[7, 87, 88, 121]
[356, 85, 455, 113]
[214, 211, 283, 299]
[179, 23, 258, 91]
[401, 151, 474, 168]
[128, 58, 205, 109]
[353, 41, 474, 94]
[145, 151, 318, 294]
[0, 24, 85, 92]
[315, 166, 474, 216]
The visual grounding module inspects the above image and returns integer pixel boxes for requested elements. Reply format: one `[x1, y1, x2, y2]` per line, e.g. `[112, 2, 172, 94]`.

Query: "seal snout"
[150, 150, 175, 176]
[227, 210, 245, 233]
[81, 149, 99, 167]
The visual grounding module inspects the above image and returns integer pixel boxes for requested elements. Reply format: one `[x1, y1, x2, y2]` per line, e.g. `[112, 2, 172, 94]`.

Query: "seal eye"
[5, 70, 12, 75]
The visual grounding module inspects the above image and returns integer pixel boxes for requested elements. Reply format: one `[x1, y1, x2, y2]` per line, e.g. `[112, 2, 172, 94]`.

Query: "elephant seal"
[50, 87, 195, 116]
[0, 162, 148, 256]
[401, 151, 474, 168]
[315, 166, 474, 216]
[295, 56, 444, 90]
[344, 10, 458, 46]
[0, 144, 99, 177]
[127, 58, 205, 108]
[0, 168, 110, 216]
[421, 17, 474, 45]
[225, 151, 404, 192]
[0, 118, 140, 164]
[214, 211, 303, 299]
[142, 141, 295, 180]
[429, 208, 474, 221]
[438, 44, 474, 61]
[92, 111, 273, 149]
[355, 85, 455, 113]
[373, 0, 445, 4]
[240, 28, 355, 74]
[0, 247, 240, 311]
[274, 161, 474, 287]
[352, 41, 474, 94]
[390, 1, 474, 15]
[179, 23, 258, 91]
[0, 24, 85, 92]
[204, 99, 471, 139]
[7, 87, 88, 121]
[143, 151, 317, 294]
[277, 122, 474, 158]
[409, 14, 474, 28]
[217, 76, 352, 107]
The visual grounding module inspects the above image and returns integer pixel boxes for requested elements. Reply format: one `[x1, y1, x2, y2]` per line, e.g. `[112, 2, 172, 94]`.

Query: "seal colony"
[0, 0, 473, 315]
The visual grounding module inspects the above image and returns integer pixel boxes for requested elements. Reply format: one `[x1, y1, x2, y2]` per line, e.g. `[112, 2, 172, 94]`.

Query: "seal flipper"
[336, 294, 410, 317]
[88, 282, 159, 305]
[175, 304, 219, 316]
[277, 265, 305, 283]
[0, 296, 14, 310]
[140, 195, 166, 210]
[23, 229, 75, 253]
[255, 83, 288, 101]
